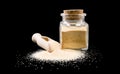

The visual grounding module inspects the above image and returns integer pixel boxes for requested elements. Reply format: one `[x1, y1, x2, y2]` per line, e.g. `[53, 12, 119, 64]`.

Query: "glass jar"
[60, 9, 89, 50]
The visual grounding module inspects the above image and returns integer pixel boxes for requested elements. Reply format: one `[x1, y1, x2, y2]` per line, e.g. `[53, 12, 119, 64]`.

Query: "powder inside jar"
[60, 25, 88, 49]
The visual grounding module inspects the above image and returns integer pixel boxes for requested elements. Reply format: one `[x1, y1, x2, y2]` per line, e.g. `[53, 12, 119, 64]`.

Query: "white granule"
[30, 49, 85, 61]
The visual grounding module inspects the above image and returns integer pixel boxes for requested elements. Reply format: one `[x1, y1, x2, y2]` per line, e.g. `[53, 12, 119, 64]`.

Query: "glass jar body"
[60, 14, 89, 50]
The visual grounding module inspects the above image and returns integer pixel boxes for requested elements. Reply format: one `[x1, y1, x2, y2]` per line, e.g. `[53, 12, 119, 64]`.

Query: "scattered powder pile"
[30, 33, 85, 61]
[30, 49, 85, 61]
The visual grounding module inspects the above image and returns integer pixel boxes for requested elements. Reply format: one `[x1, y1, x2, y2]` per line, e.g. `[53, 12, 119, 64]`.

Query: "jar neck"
[61, 13, 86, 24]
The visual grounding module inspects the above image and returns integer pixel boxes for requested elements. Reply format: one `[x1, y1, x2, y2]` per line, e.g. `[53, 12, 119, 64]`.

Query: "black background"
[2, 0, 113, 73]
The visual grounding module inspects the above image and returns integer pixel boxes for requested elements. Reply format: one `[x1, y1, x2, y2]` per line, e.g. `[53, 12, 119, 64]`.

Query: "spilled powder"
[30, 49, 85, 61]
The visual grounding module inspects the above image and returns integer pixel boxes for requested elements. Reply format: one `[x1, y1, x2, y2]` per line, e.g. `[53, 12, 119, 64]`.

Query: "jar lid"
[64, 9, 83, 14]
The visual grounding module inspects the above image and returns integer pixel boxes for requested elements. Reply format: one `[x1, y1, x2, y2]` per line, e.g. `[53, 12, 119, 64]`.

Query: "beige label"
[61, 30, 87, 49]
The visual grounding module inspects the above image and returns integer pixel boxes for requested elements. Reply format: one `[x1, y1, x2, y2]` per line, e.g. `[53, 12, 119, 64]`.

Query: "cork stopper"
[64, 9, 83, 14]
[63, 9, 84, 20]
